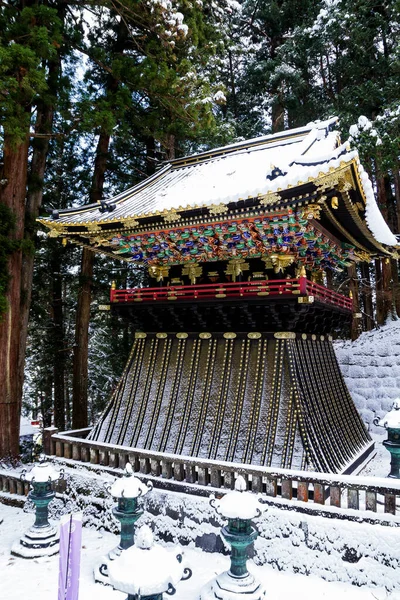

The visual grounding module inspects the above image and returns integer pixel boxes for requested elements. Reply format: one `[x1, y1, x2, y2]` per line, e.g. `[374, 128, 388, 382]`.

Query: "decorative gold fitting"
[209, 203, 228, 216]
[162, 208, 181, 223]
[199, 332, 212, 339]
[298, 296, 314, 304]
[274, 332, 296, 339]
[331, 196, 339, 209]
[111, 280, 117, 290]
[259, 192, 281, 206]
[124, 217, 139, 228]
[182, 263, 202, 285]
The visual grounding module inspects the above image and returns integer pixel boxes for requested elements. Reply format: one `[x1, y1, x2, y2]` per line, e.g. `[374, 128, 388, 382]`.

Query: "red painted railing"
[110, 278, 353, 312]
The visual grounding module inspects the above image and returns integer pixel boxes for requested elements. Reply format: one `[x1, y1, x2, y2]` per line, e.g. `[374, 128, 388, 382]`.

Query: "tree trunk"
[348, 264, 361, 340]
[72, 129, 112, 428]
[375, 258, 384, 326]
[375, 171, 393, 322]
[19, 61, 59, 434]
[72, 247, 94, 428]
[360, 262, 374, 331]
[52, 250, 66, 431]
[145, 136, 156, 176]
[382, 257, 393, 320]
[0, 134, 30, 460]
[391, 258, 400, 318]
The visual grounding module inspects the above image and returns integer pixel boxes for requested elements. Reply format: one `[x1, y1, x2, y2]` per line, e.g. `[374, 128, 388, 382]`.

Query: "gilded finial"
[111, 281, 116, 290]
[298, 265, 306, 278]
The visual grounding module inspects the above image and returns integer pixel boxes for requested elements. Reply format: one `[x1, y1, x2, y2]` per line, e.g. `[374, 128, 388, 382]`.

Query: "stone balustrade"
[44, 428, 400, 520]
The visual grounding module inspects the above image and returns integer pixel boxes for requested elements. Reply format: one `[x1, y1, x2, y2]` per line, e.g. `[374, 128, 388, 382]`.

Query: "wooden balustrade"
[110, 278, 353, 312]
[43, 428, 400, 521]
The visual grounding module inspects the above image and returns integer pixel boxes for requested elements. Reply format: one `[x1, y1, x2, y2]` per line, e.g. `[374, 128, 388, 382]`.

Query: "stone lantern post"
[95, 463, 152, 583]
[375, 400, 400, 478]
[12, 454, 64, 558]
[108, 525, 192, 600]
[201, 475, 266, 600]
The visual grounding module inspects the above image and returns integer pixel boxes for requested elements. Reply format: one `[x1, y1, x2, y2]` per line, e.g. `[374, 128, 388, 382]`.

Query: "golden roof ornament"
[124, 217, 139, 229]
[301, 204, 322, 220]
[182, 263, 202, 284]
[296, 265, 307, 278]
[225, 259, 249, 282]
[317, 168, 354, 195]
[270, 254, 295, 274]
[209, 203, 228, 216]
[86, 223, 101, 233]
[162, 208, 181, 223]
[148, 265, 170, 282]
[259, 192, 281, 206]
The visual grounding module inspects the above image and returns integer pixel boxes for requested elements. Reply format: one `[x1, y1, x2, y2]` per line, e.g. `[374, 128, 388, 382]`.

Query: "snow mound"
[335, 320, 400, 430]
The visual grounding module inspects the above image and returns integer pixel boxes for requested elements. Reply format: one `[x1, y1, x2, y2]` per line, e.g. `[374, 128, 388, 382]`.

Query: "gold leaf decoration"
[209, 203, 228, 215]
[300, 203, 322, 220]
[223, 332, 237, 339]
[148, 265, 170, 282]
[86, 223, 101, 233]
[225, 259, 249, 282]
[124, 217, 139, 228]
[274, 332, 296, 339]
[259, 192, 281, 206]
[176, 332, 188, 339]
[247, 332, 262, 339]
[199, 332, 212, 339]
[354, 251, 371, 263]
[270, 253, 295, 274]
[182, 263, 202, 284]
[162, 209, 181, 223]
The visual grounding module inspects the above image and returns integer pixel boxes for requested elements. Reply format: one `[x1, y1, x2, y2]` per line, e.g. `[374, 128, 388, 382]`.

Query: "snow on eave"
[352, 153, 398, 247]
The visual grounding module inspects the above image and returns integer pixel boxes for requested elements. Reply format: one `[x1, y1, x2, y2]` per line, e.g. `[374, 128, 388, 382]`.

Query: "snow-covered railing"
[0, 470, 29, 498]
[46, 429, 400, 520]
[110, 278, 353, 312]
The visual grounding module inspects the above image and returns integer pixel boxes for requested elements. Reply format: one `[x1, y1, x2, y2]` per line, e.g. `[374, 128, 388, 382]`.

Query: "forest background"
[0, 0, 399, 459]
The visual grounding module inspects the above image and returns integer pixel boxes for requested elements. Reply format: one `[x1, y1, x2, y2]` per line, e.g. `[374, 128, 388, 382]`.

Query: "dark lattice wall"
[89, 332, 371, 473]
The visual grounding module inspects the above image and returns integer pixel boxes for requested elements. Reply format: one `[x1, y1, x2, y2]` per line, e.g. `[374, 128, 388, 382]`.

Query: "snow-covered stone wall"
[335, 320, 400, 432]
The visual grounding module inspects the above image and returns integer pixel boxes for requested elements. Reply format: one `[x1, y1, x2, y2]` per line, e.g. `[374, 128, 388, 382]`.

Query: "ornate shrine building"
[40, 117, 398, 474]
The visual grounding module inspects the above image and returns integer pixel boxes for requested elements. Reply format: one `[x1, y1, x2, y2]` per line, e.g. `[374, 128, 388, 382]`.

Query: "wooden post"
[43, 427, 58, 456]
[174, 463, 184, 481]
[313, 483, 325, 505]
[330, 485, 341, 508]
[185, 464, 196, 483]
[282, 479, 293, 500]
[297, 481, 309, 503]
[162, 459, 172, 479]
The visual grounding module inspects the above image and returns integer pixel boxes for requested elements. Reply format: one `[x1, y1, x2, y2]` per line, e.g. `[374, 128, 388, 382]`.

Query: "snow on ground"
[0, 503, 398, 600]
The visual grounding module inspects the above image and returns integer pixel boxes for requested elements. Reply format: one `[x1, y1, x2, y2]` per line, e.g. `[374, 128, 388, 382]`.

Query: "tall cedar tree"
[0, 0, 62, 459]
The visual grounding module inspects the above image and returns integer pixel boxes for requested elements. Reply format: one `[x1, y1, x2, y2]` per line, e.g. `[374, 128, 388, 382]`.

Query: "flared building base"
[89, 331, 372, 474]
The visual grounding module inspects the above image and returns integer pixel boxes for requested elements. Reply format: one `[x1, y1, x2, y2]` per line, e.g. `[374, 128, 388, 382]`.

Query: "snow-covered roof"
[39, 117, 398, 259]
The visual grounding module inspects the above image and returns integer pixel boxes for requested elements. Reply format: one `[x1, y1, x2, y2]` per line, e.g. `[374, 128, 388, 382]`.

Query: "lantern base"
[11, 524, 59, 559]
[200, 570, 266, 599]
